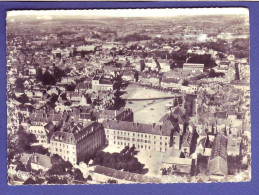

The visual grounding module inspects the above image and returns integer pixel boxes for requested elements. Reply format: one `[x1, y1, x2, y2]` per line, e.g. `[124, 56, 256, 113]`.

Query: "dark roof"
[173, 107, 184, 116]
[44, 122, 55, 131]
[210, 132, 228, 162]
[215, 112, 227, 119]
[161, 78, 180, 84]
[94, 165, 161, 183]
[99, 77, 114, 85]
[208, 156, 228, 176]
[181, 131, 193, 147]
[79, 113, 93, 120]
[103, 120, 171, 136]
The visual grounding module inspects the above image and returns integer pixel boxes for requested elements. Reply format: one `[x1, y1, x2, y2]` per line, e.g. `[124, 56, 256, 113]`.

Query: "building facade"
[183, 63, 204, 73]
[103, 120, 172, 152]
[50, 121, 104, 164]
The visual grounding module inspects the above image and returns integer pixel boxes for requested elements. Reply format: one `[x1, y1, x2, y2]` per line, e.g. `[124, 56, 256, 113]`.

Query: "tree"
[15, 78, 25, 90]
[23, 177, 37, 185]
[47, 163, 66, 175]
[86, 175, 92, 181]
[16, 126, 37, 153]
[8, 150, 15, 164]
[187, 54, 217, 69]
[36, 68, 43, 82]
[208, 69, 225, 78]
[16, 94, 29, 105]
[47, 176, 68, 184]
[73, 168, 85, 181]
[107, 179, 118, 184]
[15, 161, 26, 172]
[30, 145, 49, 155]
[182, 80, 189, 86]
[54, 67, 66, 82]
[42, 70, 56, 85]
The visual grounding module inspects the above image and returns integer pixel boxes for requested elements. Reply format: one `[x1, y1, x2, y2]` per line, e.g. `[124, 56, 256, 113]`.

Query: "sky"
[7, 8, 249, 19]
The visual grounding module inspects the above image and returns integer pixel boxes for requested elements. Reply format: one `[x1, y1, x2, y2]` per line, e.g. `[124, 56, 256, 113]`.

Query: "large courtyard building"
[103, 120, 174, 152]
[50, 121, 105, 164]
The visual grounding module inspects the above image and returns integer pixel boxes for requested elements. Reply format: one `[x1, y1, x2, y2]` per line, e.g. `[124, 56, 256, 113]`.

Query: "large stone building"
[182, 63, 204, 73]
[92, 75, 115, 91]
[50, 121, 104, 164]
[102, 120, 174, 152]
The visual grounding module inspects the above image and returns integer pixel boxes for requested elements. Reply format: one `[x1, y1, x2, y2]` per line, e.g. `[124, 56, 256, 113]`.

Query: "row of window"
[51, 142, 75, 150]
[106, 129, 168, 140]
[108, 135, 168, 145]
[113, 141, 167, 151]
[54, 148, 75, 155]
[29, 129, 45, 134]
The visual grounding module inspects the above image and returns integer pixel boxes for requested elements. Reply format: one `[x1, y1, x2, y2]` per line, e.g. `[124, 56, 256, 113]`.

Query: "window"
[160, 142, 162, 145]
[154, 141, 156, 144]
[145, 135, 147, 138]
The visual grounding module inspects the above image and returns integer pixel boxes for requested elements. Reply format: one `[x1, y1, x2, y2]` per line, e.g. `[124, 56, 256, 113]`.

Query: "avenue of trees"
[87, 146, 147, 174]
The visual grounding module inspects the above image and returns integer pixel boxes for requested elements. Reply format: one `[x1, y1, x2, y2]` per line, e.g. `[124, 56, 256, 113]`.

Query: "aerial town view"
[6, 8, 251, 185]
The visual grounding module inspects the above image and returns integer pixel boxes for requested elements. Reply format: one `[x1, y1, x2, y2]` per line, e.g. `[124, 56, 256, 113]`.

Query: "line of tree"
[115, 33, 151, 43]
[36, 66, 66, 85]
[90, 146, 147, 174]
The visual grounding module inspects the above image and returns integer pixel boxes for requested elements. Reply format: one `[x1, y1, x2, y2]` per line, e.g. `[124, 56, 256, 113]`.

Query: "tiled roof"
[103, 120, 171, 136]
[161, 78, 180, 84]
[208, 156, 228, 176]
[215, 112, 227, 119]
[181, 131, 193, 147]
[30, 153, 52, 169]
[210, 132, 228, 162]
[94, 165, 161, 183]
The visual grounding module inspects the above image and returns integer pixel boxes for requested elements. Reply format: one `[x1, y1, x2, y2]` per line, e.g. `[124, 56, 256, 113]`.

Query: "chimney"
[152, 122, 156, 129]
[34, 154, 38, 163]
